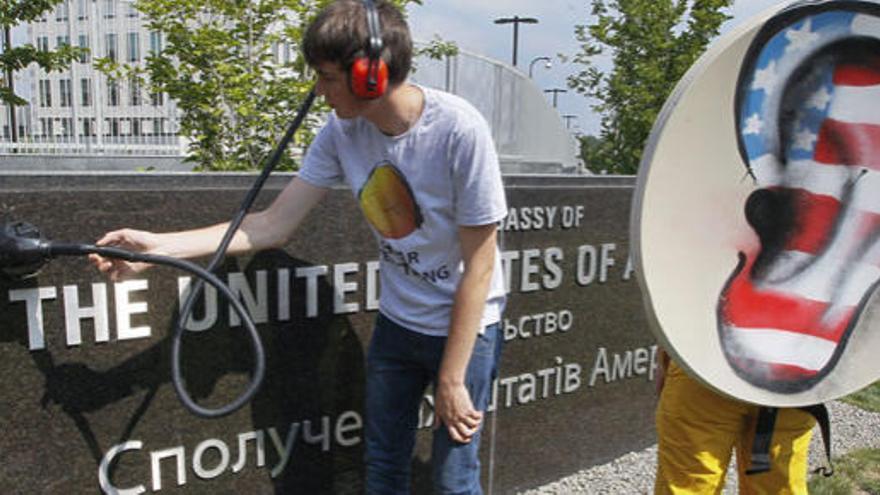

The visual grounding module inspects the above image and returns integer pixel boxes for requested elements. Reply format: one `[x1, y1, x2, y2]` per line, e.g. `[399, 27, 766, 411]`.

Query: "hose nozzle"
[0, 220, 50, 280]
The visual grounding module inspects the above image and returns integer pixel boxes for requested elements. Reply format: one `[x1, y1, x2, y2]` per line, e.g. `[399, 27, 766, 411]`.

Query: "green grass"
[808, 448, 880, 494]
[807, 382, 880, 494]
[843, 381, 880, 413]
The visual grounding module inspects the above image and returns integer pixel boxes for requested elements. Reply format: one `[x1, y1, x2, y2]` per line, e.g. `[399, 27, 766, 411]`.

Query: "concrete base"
[0, 154, 192, 172]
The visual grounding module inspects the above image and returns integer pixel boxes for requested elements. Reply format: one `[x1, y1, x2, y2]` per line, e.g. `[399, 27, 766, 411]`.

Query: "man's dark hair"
[303, 0, 412, 86]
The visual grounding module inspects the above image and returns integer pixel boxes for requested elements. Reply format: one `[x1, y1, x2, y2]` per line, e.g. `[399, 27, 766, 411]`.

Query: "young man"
[90, 1, 507, 493]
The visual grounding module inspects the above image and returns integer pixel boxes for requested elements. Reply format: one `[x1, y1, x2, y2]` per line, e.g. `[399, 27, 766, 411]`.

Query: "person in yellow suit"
[654, 350, 817, 494]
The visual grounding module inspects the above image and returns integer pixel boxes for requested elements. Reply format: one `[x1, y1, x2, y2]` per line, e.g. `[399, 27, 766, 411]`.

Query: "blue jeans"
[364, 313, 502, 495]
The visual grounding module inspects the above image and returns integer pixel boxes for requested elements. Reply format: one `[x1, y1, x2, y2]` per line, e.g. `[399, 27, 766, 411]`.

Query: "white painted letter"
[115, 280, 150, 341]
[9, 286, 56, 350]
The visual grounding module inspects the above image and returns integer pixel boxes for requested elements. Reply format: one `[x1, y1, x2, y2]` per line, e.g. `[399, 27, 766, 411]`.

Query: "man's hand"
[434, 380, 483, 443]
[89, 228, 161, 281]
[433, 223, 497, 443]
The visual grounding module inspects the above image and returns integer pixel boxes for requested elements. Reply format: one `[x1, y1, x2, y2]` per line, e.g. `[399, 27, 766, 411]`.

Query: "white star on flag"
[793, 128, 817, 151]
[752, 61, 780, 95]
[744, 113, 764, 135]
[808, 86, 832, 110]
[784, 19, 820, 54]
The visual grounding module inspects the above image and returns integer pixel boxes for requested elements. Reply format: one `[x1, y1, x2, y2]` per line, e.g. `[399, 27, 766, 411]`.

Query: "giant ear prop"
[633, 0, 880, 407]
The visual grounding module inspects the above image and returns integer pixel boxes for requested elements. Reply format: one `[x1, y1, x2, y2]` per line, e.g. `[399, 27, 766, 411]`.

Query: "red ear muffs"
[351, 0, 387, 99]
[350, 56, 388, 99]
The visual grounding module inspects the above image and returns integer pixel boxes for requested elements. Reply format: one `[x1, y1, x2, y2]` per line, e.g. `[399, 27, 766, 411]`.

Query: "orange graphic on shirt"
[358, 162, 423, 239]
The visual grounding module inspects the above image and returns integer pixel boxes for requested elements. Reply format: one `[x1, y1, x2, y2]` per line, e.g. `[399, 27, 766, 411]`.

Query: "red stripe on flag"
[729, 356, 819, 379]
[781, 188, 841, 254]
[814, 119, 880, 169]
[833, 56, 880, 86]
[722, 264, 853, 342]
[766, 362, 819, 379]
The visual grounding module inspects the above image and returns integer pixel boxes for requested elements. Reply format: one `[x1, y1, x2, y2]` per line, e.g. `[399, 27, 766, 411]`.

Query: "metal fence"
[411, 47, 581, 174]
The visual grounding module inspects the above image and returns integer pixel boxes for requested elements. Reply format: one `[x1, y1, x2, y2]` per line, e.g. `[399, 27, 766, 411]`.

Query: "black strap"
[746, 406, 778, 475]
[362, 0, 383, 91]
[745, 404, 834, 477]
[799, 403, 834, 477]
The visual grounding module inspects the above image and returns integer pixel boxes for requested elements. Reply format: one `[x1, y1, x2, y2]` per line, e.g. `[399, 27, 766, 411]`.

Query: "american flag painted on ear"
[721, 5, 880, 392]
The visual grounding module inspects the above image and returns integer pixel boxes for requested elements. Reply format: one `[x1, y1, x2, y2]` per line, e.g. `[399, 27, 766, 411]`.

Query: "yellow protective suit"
[655, 361, 816, 495]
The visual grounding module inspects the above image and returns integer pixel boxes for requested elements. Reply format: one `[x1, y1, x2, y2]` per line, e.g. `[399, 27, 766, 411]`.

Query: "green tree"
[568, 0, 732, 174]
[98, 0, 420, 171]
[577, 133, 604, 172]
[2, 1, 84, 140]
[415, 35, 458, 62]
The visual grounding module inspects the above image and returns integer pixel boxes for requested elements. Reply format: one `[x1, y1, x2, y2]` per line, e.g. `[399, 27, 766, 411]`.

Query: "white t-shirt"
[298, 85, 507, 336]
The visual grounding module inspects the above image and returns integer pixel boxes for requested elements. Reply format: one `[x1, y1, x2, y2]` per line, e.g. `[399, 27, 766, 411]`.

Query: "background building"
[1, 0, 580, 173]
[1, 0, 182, 157]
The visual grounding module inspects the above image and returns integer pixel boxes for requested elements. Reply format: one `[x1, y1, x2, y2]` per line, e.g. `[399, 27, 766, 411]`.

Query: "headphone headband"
[364, 0, 383, 60]
[350, 0, 388, 98]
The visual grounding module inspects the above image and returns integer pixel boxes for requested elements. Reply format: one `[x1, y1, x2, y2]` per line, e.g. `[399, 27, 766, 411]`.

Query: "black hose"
[50, 89, 318, 418]
[168, 88, 317, 417]
[47, 242, 266, 417]
[18, 89, 317, 418]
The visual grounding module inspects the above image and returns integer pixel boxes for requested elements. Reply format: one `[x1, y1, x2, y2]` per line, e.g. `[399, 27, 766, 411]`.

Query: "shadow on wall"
[0, 249, 375, 493]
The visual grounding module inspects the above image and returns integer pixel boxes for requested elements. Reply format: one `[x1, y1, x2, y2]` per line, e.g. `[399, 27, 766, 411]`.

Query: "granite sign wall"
[0, 173, 655, 494]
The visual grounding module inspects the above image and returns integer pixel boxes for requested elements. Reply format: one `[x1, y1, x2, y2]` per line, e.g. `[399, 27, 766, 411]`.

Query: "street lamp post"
[3, 26, 17, 143]
[544, 88, 567, 108]
[528, 56, 551, 78]
[494, 16, 538, 67]
[562, 114, 578, 129]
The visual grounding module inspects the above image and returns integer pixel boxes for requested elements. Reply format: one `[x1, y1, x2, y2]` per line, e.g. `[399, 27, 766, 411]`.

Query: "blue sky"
[407, 0, 787, 136]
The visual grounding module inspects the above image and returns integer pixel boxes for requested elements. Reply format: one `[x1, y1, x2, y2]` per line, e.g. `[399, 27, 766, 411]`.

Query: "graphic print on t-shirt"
[358, 162, 424, 239]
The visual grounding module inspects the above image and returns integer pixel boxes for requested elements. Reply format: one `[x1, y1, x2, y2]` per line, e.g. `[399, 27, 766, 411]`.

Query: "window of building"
[105, 33, 117, 62]
[107, 118, 120, 137]
[127, 32, 140, 62]
[153, 118, 165, 136]
[149, 32, 162, 55]
[40, 118, 54, 137]
[130, 77, 142, 106]
[39, 80, 52, 107]
[60, 117, 74, 137]
[126, 3, 139, 17]
[132, 118, 142, 136]
[78, 34, 90, 63]
[78, 0, 88, 20]
[81, 118, 90, 137]
[103, 0, 115, 19]
[56, 2, 69, 22]
[151, 91, 164, 107]
[56, 36, 70, 49]
[107, 79, 119, 106]
[38, 36, 49, 52]
[59, 79, 72, 107]
[81, 78, 92, 106]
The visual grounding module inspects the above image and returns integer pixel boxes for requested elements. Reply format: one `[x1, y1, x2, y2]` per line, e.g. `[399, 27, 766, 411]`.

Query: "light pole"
[528, 56, 551, 78]
[544, 88, 567, 108]
[493, 16, 538, 67]
[562, 114, 578, 129]
[3, 25, 16, 143]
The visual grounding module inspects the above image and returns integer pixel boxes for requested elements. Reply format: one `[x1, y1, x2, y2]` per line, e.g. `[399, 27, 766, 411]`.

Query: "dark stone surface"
[0, 173, 655, 494]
